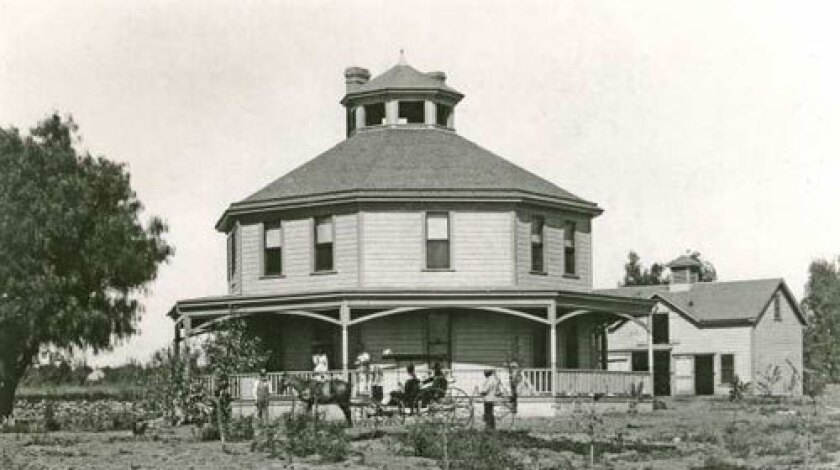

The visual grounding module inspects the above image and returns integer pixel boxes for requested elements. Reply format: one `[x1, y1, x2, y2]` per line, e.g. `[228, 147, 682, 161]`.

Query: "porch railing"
[206, 367, 650, 400]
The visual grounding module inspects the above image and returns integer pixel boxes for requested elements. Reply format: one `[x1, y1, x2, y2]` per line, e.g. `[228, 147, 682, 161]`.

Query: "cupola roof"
[348, 63, 461, 97]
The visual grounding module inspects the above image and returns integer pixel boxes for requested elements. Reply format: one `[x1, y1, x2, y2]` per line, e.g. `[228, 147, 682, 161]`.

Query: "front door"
[694, 354, 715, 395]
[653, 351, 671, 396]
[427, 312, 450, 367]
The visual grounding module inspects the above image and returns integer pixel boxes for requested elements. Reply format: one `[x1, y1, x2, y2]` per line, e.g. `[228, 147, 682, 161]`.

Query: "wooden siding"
[361, 210, 513, 289]
[752, 290, 804, 396]
[515, 207, 592, 291]
[238, 214, 359, 296]
[608, 301, 753, 396]
[451, 311, 541, 368]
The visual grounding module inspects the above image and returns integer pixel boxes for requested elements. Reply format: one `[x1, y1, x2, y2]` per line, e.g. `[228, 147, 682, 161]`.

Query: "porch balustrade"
[206, 367, 650, 400]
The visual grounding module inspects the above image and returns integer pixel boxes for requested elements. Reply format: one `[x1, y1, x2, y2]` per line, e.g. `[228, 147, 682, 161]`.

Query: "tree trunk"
[0, 354, 22, 419]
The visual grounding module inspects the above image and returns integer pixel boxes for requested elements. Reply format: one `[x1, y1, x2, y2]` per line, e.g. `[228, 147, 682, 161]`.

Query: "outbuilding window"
[530, 215, 545, 273]
[398, 101, 425, 124]
[773, 294, 782, 321]
[721, 354, 735, 384]
[652, 314, 669, 344]
[564, 221, 577, 275]
[263, 221, 283, 276]
[425, 212, 450, 269]
[314, 216, 334, 272]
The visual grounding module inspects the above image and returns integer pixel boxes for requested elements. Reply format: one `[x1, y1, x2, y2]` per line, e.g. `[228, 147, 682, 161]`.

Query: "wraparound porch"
[171, 289, 656, 399]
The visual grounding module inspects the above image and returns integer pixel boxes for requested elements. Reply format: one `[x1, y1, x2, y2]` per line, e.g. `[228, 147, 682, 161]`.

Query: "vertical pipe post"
[183, 314, 192, 385]
[340, 302, 350, 380]
[548, 301, 557, 397]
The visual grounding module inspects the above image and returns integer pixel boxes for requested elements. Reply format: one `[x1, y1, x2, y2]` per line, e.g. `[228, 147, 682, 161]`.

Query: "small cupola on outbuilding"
[341, 53, 464, 136]
[667, 255, 703, 288]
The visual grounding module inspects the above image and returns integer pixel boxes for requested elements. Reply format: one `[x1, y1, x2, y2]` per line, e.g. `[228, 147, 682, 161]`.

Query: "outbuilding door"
[694, 354, 715, 395]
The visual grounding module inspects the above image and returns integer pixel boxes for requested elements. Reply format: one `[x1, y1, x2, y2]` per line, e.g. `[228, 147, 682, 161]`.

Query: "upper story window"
[263, 221, 283, 276]
[227, 227, 237, 281]
[425, 212, 450, 270]
[314, 216, 334, 272]
[436, 103, 452, 127]
[773, 294, 782, 321]
[364, 103, 386, 126]
[563, 221, 577, 275]
[652, 313, 669, 344]
[530, 215, 545, 273]
[398, 101, 425, 124]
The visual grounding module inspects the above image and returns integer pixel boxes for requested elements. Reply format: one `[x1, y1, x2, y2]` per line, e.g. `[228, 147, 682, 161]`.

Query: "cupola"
[667, 255, 702, 286]
[340, 53, 464, 136]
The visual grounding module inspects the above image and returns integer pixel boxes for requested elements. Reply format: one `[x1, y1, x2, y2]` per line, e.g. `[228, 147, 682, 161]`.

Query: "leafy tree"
[202, 319, 272, 379]
[802, 257, 840, 383]
[688, 250, 718, 282]
[0, 115, 172, 418]
[621, 251, 667, 286]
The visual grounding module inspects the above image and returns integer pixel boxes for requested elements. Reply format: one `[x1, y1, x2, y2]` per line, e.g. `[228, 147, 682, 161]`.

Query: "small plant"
[755, 365, 783, 397]
[728, 376, 751, 402]
[226, 416, 255, 441]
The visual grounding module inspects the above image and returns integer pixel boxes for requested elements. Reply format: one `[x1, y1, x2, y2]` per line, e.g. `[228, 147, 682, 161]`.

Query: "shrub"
[728, 376, 751, 402]
[399, 421, 524, 470]
[226, 416, 255, 442]
[252, 413, 349, 463]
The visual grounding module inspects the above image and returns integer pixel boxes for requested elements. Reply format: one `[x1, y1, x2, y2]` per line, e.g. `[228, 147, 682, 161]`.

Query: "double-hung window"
[564, 221, 577, 275]
[425, 212, 450, 270]
[263, 221, 283, 276]
[721, 354, 735, 384]
[531, 215, 545, 273]
[314, 216, 334, 272]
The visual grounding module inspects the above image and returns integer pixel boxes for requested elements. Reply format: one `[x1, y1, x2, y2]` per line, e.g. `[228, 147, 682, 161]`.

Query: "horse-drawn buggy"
[276, 353, 474, 427]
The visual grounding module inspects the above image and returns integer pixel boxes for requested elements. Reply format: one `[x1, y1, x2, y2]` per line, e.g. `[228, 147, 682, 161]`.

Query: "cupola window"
[364, 103, 386, 126]
[398, 101, 425, 124]
[436, 104, 452, 127]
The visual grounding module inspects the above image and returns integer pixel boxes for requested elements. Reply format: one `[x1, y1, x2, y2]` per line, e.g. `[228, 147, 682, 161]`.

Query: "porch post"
[340, 302, 350, 380]
[646, 311, 654, 396]
[183, 314, 192, 384]
[548, 301, 557, 397]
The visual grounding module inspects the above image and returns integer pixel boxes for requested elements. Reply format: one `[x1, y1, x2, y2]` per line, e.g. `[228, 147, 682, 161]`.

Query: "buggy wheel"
[437, 387, 474, 426]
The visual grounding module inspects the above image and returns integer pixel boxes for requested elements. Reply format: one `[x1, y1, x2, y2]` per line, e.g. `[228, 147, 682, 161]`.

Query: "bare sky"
[2, 1, 838, 366]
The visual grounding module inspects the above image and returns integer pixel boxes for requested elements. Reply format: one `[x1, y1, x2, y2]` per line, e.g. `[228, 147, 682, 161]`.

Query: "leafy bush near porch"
[399, 422, 525, 470]
[251, 413, 349, 463]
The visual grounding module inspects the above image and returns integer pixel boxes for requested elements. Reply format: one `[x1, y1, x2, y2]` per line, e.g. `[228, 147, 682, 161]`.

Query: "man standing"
[479, 369, 502, 429]
[252, 369, 272, 422]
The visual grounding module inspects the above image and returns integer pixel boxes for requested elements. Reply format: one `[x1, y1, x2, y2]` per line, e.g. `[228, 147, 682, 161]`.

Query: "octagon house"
[169, 59, 656, 409]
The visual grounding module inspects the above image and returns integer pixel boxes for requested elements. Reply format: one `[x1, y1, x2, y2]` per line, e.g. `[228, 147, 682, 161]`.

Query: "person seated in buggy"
[389, 364, 421, 412]
[417, 362, 448, 407]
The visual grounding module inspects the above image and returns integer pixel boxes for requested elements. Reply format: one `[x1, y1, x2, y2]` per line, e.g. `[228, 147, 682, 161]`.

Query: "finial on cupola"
[398, 49, 407, 65]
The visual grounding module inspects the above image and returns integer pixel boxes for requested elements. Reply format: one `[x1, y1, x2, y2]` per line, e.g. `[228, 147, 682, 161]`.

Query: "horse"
[278, 373, 353, 426]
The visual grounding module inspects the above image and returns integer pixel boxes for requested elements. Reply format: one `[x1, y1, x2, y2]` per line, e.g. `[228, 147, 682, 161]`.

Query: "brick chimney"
[344, 67, 371, 93]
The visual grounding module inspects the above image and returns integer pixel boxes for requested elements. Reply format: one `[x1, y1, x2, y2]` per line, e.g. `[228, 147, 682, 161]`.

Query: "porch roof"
[168, 288, 654, 321]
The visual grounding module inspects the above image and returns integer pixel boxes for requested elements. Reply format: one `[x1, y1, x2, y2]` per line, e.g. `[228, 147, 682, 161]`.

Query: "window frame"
[227, 226, 237, 281]
[652, 313, 669, 344]
[262, 221, 284, 277]
[530, 214, 546, 274]
[424, 211, 451, 270]
[563, 220, 577, 276]
[313, 215, 336, 273]
[721, 354, 735, 385]
[773, 294, 782, 322]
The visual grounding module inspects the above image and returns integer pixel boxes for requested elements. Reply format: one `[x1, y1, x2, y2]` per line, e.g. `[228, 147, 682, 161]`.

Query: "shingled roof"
[348, 63, 461, 96]
[217, 127, 599, 229]
[596, 279, 806, 326]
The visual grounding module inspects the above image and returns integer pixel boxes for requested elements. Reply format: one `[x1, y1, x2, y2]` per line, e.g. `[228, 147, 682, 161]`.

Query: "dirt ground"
[3, 387, 840, 470]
